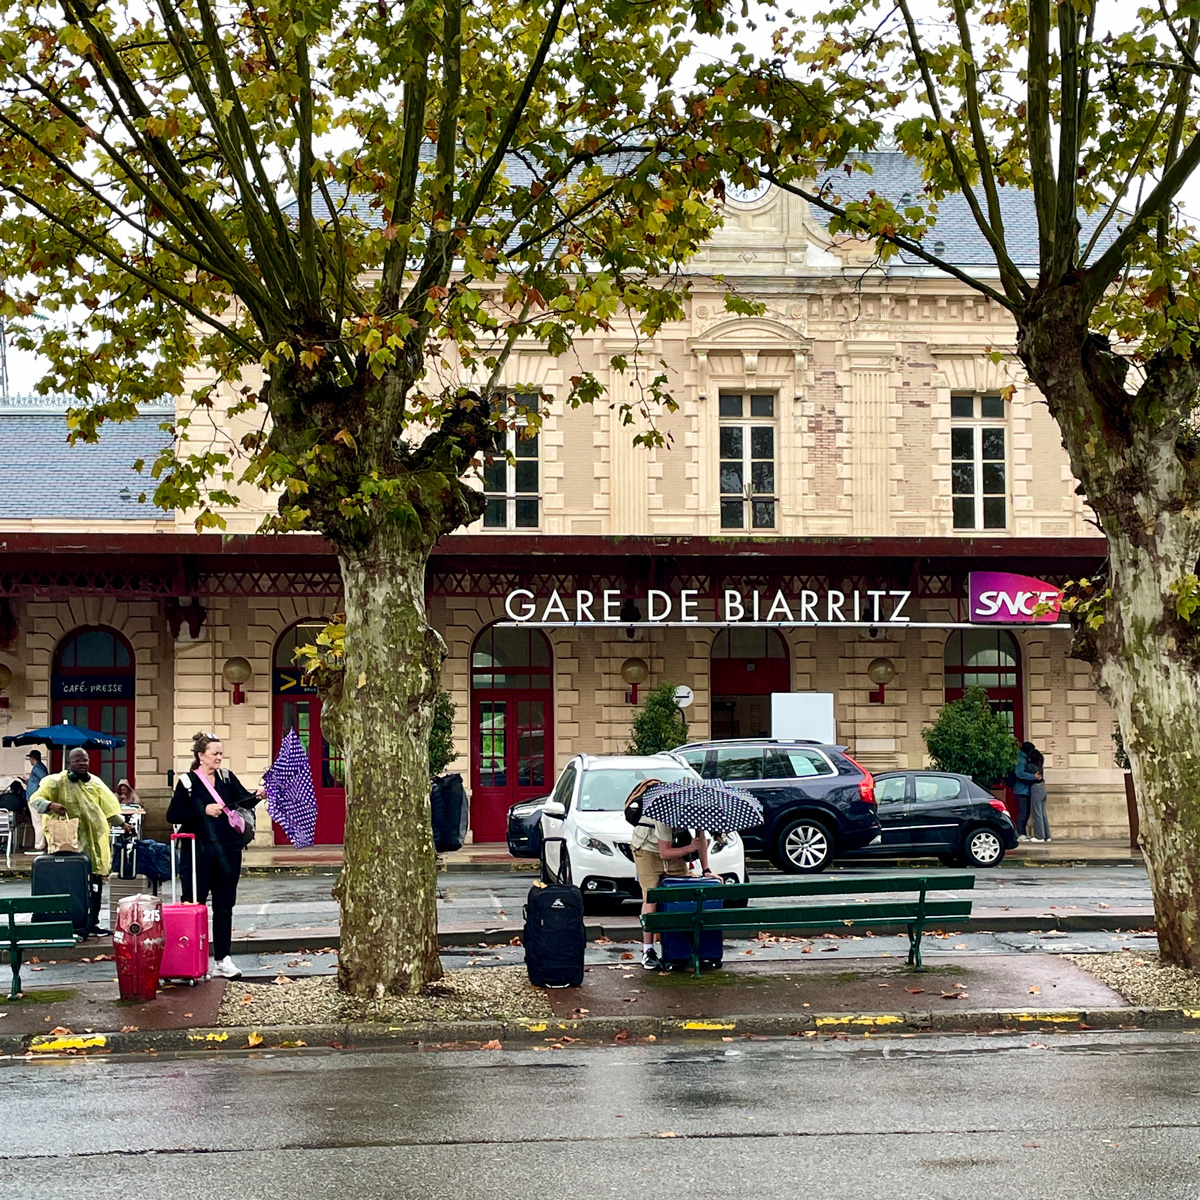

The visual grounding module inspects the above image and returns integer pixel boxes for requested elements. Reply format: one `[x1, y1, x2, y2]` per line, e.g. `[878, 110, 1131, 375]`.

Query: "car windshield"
[577, 766, 695, 811]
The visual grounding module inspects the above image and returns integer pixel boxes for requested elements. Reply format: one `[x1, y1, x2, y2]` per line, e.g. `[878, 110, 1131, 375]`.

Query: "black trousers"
[88, 873, 105, 933]
[183, 843, 243, 960]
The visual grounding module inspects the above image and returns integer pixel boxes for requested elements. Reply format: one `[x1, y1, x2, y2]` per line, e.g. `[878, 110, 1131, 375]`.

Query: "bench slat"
[1, 895, 71, 916]
[647, 872, 975, 904]
[7, 922, 77, 944]
[644, 898, 972, 931]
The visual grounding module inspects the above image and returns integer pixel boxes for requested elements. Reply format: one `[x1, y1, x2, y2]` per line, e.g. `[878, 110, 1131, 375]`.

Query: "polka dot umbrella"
[640, 778, 763, 833]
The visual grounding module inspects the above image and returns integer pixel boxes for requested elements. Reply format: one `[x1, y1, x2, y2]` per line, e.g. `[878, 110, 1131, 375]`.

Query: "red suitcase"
[160, 833, 209, 984]
[114, 893, 164, 1002]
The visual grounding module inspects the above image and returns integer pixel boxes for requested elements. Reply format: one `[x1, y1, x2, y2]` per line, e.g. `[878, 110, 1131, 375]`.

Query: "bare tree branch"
[896, 0, 1028, 302]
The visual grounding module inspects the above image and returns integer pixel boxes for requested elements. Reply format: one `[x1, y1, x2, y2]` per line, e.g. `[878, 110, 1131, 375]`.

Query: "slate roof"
[286, 149, 1120, 269]
[0, 413, 171, 520]
[808, 151, 1121, 267]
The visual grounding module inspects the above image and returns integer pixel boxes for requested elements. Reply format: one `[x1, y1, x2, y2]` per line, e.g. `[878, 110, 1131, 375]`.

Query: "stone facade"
[0, 169, 1127, 844]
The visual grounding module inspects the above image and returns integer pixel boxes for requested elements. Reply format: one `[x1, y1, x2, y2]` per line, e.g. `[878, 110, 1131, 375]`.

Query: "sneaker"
[641, 947, 661, 971]
[1028, 837, 1043, 843]
[211, 956, 243, 979]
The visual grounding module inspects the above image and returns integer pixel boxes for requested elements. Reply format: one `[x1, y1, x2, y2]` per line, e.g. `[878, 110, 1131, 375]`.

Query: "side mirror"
[542, 800, 566, 819]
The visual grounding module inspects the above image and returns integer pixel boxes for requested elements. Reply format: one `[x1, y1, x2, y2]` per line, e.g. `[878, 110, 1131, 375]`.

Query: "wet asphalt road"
[3, 1032, 1200, 1198]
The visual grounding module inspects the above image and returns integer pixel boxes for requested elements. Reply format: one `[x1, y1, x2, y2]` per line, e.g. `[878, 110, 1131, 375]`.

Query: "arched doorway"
[52, 626, 135, 789]
[470, 624, 552, 842]
[710, 628, 790, 738]
[272, 621, 345, 845]
[943, 629, 1024, 739]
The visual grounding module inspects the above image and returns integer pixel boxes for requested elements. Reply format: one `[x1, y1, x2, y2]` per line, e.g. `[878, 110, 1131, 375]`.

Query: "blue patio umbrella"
[2, 720, 126, 750]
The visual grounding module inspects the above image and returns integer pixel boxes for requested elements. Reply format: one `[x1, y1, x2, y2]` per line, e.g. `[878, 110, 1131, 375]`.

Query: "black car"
[844, 770, 1018, 868]
[673, 739, 881, 873]
[506, 796, 548, 859]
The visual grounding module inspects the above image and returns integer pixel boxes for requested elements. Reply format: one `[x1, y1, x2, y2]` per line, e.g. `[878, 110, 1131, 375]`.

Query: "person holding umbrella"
[626, 778, 714, 972]
[627, 774, 764, 970]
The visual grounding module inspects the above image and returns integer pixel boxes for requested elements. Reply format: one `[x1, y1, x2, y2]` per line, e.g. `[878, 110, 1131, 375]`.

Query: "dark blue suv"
[673, 739, 881, 873]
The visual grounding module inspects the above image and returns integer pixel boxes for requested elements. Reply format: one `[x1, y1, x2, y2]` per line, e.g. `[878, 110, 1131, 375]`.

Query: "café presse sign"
[504, 572, 1063, 628]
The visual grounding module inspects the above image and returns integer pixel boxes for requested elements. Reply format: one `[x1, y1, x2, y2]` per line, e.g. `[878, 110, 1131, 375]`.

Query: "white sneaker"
[211, 956, 242, 979]
[1028, 837, 1043, 843]
[641, 946, 661, 971]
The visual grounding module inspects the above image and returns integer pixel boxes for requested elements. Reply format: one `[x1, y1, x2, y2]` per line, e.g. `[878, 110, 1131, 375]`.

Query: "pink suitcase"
[160, 833, 210, 983]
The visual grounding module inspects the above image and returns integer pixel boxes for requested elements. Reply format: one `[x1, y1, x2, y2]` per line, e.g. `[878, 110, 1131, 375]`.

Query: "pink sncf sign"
[968, 571, 1063, 624]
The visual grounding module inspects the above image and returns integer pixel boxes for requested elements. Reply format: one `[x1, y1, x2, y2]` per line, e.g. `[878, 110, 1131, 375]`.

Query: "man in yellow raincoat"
[29, 748, 131, 936]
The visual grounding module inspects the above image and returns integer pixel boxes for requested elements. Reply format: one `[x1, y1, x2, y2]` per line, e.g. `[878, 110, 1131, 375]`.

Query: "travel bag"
[523, 836, 585, 988]
[32, 850, 90, 938]
[159, 832, 209, 983]
[657, 873, 724, 971]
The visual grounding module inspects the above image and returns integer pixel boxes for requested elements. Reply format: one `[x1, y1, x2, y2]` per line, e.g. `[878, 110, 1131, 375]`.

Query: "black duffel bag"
[430, 773, 468, 853]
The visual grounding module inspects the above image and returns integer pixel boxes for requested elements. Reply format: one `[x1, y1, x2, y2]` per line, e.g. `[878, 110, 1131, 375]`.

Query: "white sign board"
[674, 685, 695, 709]
[771, 693, 836, 744]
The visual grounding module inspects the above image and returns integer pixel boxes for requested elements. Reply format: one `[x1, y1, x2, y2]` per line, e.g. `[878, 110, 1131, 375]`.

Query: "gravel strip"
[218, 965, 553, 1027]
[1065, 952, 1200, 1008]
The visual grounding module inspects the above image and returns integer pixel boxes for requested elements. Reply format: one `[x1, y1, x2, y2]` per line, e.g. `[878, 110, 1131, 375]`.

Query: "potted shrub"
[627, 681, 688, 754]
[922, 686, 1019, 805]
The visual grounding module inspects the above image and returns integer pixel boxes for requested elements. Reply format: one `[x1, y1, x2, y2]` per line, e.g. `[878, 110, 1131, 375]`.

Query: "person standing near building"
[1023, 742, 1050, 842]
[166, 731, 264, 980]
[1013, 741, 1041, 841]
[28, 747, 131, 935]
[23, 749, 47, 853]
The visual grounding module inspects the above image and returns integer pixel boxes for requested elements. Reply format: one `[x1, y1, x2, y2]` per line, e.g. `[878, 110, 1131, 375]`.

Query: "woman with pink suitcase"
[166, 731, 264, 980]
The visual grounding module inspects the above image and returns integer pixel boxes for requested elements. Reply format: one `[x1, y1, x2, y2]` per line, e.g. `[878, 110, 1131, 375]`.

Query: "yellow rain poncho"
[29, 771, 123, 875]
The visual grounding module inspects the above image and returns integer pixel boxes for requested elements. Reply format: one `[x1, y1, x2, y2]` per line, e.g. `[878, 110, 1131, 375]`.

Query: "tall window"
[719, 391, 776, 529]
[951, 393, 1007, 530]
[482, 393, 539, 529]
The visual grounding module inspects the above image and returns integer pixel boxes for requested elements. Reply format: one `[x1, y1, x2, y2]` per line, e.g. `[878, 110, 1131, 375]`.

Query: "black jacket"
[167, 769, 257, 849]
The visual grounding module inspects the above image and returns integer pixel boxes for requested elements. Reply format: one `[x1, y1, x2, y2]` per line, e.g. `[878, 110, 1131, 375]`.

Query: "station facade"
[0, 154, 1125, 844]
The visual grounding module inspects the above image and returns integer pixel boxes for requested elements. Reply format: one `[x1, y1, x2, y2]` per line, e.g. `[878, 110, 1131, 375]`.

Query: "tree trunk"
[328, 527, 444, 997]
[1096, 523, 1200, 968]
[1020, 301, 1200, 968]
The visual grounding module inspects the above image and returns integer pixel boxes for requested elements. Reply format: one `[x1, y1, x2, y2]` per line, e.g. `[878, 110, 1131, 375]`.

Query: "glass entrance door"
[470, 693, 549, 841]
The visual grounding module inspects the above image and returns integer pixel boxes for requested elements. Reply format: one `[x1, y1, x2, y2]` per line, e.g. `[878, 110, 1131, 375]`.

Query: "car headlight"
[575, 831, 613, 856]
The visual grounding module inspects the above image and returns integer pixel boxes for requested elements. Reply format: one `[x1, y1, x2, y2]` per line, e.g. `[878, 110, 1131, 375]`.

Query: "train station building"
[0, 154, 1124, 845]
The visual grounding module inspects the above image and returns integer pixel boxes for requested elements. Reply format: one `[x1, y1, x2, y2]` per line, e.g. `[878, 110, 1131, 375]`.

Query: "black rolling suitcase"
[523, 837, 585, 988]
[32, 851, 90, 938]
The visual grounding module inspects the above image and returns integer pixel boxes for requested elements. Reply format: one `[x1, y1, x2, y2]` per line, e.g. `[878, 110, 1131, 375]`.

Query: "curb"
[5, 1006, 1199, 1060]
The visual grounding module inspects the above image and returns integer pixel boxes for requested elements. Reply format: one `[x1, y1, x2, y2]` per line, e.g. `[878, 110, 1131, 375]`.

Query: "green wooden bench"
[644, 873, 976, 977]
[1, 895, 78, 1000]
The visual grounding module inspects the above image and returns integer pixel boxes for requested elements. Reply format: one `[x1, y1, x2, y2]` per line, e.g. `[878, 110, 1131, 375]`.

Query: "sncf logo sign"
[968, 572, 1063, 624]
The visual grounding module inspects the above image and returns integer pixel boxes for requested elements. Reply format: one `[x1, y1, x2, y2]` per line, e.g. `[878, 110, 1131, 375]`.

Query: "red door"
[944, 629, 1025, 819]
[272, 693, 346, 845]
[470, 692, 551, 843]
[710, 627, 790, 739]
[54, 700, 133, 789]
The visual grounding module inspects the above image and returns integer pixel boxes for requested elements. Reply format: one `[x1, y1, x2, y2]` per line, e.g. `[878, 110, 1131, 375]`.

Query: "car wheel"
[962, 826, 1005, 869]
[772, 817, 834, 874]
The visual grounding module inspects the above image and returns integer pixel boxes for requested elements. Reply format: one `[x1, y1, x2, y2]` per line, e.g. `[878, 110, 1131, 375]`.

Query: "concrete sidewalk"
[0, 945, 1190, 1059]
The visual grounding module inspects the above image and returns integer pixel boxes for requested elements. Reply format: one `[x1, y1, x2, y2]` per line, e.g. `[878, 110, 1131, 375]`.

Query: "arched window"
[52, 626, 135, 788]
[271, 620, 345, 845]
[944, 629, 1023, 738]
[470, 623, 553, 842]
[711, 627, 790, 739]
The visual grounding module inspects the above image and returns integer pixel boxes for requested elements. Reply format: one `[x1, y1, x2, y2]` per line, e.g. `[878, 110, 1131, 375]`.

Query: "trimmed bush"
[627, 681, 688, 754]
[921, 685, 1018, 787]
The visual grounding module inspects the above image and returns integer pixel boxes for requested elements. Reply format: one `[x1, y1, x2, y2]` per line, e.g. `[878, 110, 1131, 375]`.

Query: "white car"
[539, 753, 747, 914]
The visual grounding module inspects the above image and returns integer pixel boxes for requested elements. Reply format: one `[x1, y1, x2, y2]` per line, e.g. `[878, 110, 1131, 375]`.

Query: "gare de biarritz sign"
[502, 571, 1066, 630]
